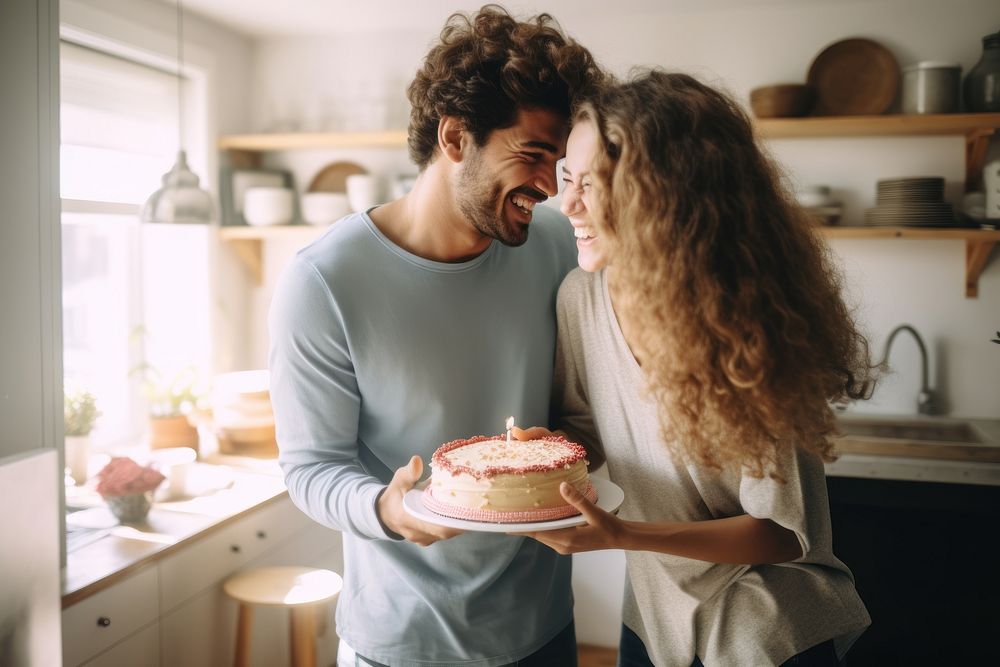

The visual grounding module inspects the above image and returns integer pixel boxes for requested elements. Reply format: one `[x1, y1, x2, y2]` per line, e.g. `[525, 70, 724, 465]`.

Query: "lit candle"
[505, 416, 514, 446]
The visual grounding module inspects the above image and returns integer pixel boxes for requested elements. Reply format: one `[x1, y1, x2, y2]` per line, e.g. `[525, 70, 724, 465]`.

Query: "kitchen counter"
[62, 454, 287, 608]
[826, 413, 1000, 486]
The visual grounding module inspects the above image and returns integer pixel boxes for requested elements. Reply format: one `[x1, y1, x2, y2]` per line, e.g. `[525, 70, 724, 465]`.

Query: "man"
[268, 6, 603, 666]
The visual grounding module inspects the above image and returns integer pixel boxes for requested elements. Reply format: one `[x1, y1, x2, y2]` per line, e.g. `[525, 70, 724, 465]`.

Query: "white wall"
[0, 0, 63, 660]
[241, 0, 1000, 422]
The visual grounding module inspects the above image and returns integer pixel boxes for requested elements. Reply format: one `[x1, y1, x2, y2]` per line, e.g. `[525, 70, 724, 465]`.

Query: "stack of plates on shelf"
[863, 177, 955, 227]
[211, 370, 277, 458]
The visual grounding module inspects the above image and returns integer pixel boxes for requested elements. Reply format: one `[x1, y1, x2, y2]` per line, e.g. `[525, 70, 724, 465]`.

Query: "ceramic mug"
[150, 447, 197, 498]
[346, 174, 379, 213]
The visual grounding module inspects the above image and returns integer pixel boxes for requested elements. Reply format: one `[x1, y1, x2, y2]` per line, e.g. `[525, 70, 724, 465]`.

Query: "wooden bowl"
[807, 38, 899, 116]
[749, 84, 814, 118]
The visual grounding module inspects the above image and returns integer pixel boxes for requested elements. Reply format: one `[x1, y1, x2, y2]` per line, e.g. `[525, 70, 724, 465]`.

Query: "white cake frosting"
[425, 435, 595, 521]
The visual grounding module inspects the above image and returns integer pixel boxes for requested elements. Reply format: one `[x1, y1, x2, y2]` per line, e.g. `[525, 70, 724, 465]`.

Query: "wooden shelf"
[755, 113, 1000, 138]
[818, 226, 1000, 298]
[216, 118, 1000, 295]
[756, 113, 1000, 191]
[218, 225, 326, 284]
[218, 130, 408, 152]
[818, 227, 1000, 240]
[218, 225, 326, 240]
[217, 224, 999, 297]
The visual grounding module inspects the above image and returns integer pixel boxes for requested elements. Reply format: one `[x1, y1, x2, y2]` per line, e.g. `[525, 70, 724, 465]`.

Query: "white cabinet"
[82, 623, 159, 667]
[160, 585, 236, 667]
[62, 566, 159, 667]
[159, 509, 343, 667]
[158, 496, 311, 613]
[63, 495, 343, 667]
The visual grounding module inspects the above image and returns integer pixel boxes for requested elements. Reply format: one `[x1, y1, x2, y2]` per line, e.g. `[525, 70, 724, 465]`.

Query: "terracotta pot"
[149, 415, 199, 451]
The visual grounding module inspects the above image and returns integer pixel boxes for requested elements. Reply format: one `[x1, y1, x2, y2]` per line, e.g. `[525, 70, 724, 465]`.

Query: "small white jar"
[984, 159, 1000, 220]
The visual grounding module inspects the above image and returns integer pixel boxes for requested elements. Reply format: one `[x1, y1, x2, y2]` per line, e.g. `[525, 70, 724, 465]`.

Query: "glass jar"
[964, 31, 1000, 112]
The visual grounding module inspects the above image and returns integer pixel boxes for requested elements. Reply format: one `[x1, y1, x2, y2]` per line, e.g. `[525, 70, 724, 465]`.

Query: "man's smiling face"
[456, 107, 568, 246]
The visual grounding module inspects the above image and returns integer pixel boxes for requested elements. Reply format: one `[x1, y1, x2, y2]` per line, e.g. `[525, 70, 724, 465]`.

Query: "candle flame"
[505, 416, 514, 430]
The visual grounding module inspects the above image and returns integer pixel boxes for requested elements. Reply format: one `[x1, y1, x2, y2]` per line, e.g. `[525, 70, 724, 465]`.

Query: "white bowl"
[214, 369, 270, 401]
[795, 185, 832, 209]
[149, 446, 198, 467]
[243, 187, 294, 226]
[301, 192, 350, 225]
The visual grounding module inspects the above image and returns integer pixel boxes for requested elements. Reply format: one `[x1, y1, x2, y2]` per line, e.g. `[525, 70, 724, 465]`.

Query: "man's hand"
[514, 482, 627, 555]
[377, 455, 463, 546]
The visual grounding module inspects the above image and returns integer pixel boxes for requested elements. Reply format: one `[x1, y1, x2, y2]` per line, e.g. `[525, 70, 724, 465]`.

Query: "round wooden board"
[807, 38, 900, 116]
[307, 161, 367, 193]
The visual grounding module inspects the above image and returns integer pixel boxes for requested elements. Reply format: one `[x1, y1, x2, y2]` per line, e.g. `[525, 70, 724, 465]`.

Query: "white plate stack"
[211, 370, 277, 458]
[864, 177, 955, 227]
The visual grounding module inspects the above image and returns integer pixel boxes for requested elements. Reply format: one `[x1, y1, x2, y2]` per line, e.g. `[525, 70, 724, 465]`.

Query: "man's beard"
[456, 147, 529, 247]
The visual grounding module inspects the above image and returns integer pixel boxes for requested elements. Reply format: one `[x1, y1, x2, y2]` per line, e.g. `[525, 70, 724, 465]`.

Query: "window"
[61, 40, 212, 450]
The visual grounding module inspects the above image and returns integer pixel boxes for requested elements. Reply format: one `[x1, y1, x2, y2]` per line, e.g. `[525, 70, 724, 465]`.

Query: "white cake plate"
[402, 476, 624, 533]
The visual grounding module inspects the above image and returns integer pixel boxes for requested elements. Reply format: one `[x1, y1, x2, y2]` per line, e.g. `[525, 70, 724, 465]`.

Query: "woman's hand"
[514, 481, 628, 554]
[512, 425, 561, 440]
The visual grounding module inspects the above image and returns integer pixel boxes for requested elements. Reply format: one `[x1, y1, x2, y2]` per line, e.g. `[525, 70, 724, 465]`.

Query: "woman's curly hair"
[581, 71, 879, 478]
[406, 4, 604, 169]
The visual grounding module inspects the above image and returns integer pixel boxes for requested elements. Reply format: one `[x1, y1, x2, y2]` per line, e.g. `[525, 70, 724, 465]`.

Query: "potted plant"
[64, 387, 101, 485]
[133, 364, 203, 451]
[95, 456, 165, 523]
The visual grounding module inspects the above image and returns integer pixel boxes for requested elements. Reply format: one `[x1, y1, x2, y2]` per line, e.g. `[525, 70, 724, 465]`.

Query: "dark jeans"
[506, 621, 577, 667]
[617, 624, 841, 667]
[356, 621, 577, 667]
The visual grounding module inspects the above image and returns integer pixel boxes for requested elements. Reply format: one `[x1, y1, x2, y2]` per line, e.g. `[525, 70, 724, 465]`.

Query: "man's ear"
[437, 115, 466, 164]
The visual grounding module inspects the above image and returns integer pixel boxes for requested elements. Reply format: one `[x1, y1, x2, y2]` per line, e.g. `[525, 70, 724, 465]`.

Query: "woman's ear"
[437, 115, 466, 164]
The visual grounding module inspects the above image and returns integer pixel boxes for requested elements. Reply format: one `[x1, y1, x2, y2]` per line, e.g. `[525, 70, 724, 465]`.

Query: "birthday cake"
[423, 434, 597, 523]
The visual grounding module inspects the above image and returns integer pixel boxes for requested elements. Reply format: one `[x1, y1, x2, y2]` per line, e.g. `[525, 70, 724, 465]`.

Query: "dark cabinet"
[827, 476, 1000, 664]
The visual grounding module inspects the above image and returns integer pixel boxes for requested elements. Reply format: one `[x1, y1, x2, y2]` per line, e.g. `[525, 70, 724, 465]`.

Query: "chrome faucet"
[881, 324, 939, 415]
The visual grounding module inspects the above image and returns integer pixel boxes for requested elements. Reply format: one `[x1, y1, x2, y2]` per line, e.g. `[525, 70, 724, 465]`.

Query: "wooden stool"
[223, 566, 343, 667]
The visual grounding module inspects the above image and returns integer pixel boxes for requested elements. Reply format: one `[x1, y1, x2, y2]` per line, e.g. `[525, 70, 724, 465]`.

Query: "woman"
[516, 72, 877, 666]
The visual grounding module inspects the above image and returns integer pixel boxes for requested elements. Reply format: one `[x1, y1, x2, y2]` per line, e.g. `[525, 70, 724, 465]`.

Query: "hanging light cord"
[176, 0, 185, 152]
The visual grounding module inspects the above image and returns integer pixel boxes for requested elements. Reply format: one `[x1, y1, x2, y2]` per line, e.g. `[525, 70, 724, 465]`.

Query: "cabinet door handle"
[97, 617, 111, 627]
[256, 530, 267, 539]
[230, 544, 241, 553]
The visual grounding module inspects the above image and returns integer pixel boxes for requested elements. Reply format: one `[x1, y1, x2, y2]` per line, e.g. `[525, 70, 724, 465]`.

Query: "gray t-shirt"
[268, 208, 578, 666]
[554, 268, 870, 667]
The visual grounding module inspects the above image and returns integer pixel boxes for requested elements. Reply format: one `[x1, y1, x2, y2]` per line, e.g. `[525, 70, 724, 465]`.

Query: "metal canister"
[902, 62, 961, 114]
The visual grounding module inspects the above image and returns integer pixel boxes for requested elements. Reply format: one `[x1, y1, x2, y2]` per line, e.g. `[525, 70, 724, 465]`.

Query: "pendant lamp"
[142, 0, 214, 224]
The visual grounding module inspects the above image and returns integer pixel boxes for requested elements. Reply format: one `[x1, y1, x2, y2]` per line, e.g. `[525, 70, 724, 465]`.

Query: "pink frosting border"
[422, 482, 598, 524]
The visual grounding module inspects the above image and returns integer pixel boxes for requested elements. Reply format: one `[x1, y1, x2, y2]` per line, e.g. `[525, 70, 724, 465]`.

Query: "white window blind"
[61, 40, 200, 205]
[60, 39, 212, 452]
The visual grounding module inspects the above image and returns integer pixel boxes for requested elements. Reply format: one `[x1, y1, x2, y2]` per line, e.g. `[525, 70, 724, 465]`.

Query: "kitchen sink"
[836, 418, 985, 444]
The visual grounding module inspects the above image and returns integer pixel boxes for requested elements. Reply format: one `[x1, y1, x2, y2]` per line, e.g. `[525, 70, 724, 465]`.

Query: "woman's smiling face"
[560, 119, 610, 272]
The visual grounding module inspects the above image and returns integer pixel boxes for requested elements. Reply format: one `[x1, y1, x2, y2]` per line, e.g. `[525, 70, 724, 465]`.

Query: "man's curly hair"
[406, 4, 604, 169]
